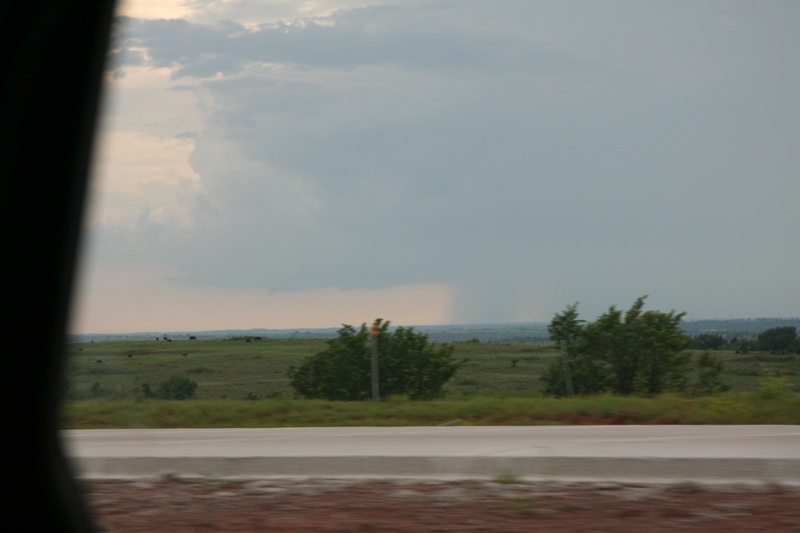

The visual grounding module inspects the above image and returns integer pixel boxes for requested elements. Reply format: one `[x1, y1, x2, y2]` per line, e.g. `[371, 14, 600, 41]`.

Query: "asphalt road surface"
[63, 425, 800, 483]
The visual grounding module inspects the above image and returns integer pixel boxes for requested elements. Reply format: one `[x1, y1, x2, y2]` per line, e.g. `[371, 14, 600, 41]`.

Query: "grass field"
[64, 337, 329, 401]
[62, 338, 800, 428]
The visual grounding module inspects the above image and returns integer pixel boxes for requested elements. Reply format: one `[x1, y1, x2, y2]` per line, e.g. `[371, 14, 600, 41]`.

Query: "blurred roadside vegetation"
[62, 334, 799, 429]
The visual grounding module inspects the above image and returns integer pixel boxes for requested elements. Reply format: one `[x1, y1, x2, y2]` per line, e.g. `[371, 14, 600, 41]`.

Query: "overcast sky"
[70, 0, 800, 333]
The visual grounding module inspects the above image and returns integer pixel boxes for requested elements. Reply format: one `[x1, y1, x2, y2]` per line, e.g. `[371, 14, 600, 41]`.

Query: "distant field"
[62, 338, 799, 429]
[64, 338, 799, 402]
[64, 338, 329, 401]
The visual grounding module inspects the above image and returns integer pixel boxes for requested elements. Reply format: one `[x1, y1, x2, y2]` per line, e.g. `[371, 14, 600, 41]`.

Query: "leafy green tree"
[287, 323, 372, 401]
[542, 297, 693, 396]
[548, 303, 584, 346]
[757, 326, 797, 354]
[547, 303, 584, 396]
[288, 320, 464, 401]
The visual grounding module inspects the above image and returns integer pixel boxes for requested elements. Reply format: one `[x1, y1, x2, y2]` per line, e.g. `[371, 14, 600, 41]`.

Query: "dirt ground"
[84, 476, 800, 532]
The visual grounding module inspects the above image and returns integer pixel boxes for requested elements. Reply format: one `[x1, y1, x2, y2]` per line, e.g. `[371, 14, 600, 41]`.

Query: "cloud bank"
[77, 1, 800, 331]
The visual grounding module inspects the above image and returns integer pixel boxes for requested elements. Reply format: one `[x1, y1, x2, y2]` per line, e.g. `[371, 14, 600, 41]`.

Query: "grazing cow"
[127, 354, 132, 358]
[156, 337, 159, 341]
[189, 336, 196, 340]
[181, 352, 188, 357]
[245, 338, 251, 343]
[165, 338, 172, 342]
[96, 360, 102, 363]
[77, 347, 83, 351]
[254, 336, 262, 341]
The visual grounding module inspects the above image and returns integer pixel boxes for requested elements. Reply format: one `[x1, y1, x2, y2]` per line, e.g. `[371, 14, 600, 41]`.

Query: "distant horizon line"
[68, 316, 800, 337]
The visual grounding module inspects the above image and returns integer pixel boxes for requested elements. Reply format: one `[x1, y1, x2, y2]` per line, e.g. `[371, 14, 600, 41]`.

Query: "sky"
[70, 0, 800, 333]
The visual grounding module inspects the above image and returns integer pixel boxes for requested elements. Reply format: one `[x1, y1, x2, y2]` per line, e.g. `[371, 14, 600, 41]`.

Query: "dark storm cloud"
[91, 1, 800, 322]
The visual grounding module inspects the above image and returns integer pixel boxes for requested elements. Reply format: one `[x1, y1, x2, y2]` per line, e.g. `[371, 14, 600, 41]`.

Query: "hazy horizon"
[70, 315, 800, 337]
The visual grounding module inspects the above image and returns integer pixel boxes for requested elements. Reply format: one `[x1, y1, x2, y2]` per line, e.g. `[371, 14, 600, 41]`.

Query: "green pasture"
[62, 338, 799, 428]
[64, 338, 561, 401]
[64, 337, 329, 401]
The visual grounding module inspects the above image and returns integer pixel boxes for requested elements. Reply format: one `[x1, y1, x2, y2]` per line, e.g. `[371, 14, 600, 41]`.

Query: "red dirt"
[84, 477, 800, 532]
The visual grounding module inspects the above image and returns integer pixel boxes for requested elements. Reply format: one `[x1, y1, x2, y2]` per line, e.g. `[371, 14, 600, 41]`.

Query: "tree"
[288, 320, 465, 401]
[548, 303, 585, 346]
[691, 334, 726, 350]
[547, 303, 584, 397]
[757, 326, 797, 354]
[542, 297, 694, 396]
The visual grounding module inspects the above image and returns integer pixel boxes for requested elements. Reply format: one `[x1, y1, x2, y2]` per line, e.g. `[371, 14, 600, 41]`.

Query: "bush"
[755, 375, 793, 401]
[288, 319, 465, 401]
[141, 375, 199, 400]
[690, 351, 729, 397]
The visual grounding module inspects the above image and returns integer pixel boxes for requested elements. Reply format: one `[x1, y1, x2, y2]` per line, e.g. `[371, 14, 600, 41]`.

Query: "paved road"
[62, 425, 800, 483]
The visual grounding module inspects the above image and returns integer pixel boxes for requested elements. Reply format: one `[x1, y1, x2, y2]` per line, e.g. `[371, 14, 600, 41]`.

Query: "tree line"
[691, 327, 799, 354]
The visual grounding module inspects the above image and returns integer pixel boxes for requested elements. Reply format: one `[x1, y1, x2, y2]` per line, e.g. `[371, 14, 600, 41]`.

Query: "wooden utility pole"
[371, 321, 380, 401]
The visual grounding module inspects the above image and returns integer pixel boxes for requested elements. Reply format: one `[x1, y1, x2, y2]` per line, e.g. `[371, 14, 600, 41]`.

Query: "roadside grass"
[61, 389, 800, 429]
[62, 339, 800, 429]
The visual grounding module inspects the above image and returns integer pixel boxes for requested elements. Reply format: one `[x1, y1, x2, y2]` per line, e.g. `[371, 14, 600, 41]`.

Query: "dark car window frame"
[2, 1, 117, 530]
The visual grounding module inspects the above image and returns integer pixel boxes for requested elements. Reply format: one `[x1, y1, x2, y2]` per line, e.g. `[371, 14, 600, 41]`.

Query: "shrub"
[755, 375, 793, 401]
[690, 351, 729, 396]
[140, 375, 199, 400]
[288, 319, 465, 401]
